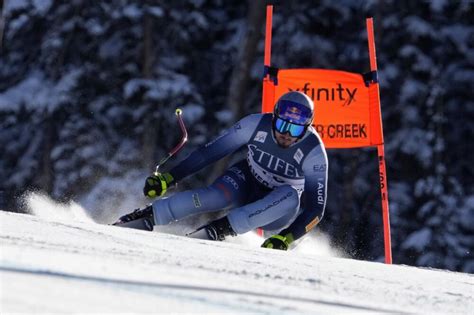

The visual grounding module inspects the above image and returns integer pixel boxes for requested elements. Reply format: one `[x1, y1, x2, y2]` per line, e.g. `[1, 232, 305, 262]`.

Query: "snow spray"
[24, 191, 93, 223]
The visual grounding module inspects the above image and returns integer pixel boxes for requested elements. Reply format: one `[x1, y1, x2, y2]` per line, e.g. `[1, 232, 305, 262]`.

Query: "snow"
[148, 6, 164, 18]
[0, 70, 81, 112]
[430, 0, 448, 12]
[3, 0, 29, 14]
[215, 109, 234, 123]
[123, 77, 193, 101]
[402, 228, 432, 251]
[123, 4, 142, 20]
[31, 0, 53, 15]
[389, 128, 433, 167]
[182, 103, 206, 124]
[4, 0, 52, 16]
[6, 14, 29, 37]
[99, 34, 124, 59]
[1, 198, 473, 314]
[404, 16, 434, 38]
[441, 25, 472, 53]
[189, 11, 209, 29]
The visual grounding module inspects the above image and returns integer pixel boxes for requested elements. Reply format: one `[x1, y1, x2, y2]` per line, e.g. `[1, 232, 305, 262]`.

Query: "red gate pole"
[257, 5, 274, 238]
[264, 5, 273, 67]
[261, 5, 274, 113]
[366, 18, 393, 264]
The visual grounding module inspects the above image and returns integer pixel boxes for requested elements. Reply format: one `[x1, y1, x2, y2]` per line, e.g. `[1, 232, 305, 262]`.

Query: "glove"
[143, 172, 174, 198]
[261, 233, 294, 250]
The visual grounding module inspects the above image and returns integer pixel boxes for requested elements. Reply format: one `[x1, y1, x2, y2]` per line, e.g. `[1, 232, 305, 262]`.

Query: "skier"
[114, 91, 328, 250]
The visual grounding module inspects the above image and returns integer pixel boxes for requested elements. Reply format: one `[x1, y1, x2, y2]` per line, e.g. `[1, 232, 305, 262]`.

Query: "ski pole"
[154, 108, 188, 175]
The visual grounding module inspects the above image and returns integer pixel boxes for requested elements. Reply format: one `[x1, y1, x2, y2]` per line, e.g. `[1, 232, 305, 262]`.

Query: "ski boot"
[189, 216, 237, 241]
[112, 205, 154, 231]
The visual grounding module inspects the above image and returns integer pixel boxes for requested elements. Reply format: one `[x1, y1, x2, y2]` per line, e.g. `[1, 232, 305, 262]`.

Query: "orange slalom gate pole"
[366, 18, 392, 264]
[261, 4, 275, 115]
[257, 5, 274, 238]
[264, 5, 273, 67]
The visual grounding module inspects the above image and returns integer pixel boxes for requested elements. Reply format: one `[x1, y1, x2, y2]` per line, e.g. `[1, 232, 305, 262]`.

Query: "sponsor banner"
[262, 69, 384, 148]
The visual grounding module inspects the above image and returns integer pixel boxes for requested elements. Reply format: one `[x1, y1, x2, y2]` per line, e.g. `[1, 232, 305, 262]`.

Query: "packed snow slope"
[1, 211, 473, 314]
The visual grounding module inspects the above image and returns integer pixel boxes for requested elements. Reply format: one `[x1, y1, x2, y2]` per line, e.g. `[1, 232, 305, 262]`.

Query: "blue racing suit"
[151, 113, 328, 241]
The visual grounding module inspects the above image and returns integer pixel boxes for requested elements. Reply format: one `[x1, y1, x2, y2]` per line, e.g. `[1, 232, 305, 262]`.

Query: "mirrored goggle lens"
[276, 100, 312, 125]
[274, 118, 305, 137]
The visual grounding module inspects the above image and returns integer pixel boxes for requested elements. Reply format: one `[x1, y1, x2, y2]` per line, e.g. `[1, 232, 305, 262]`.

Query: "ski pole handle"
[154, 108, 188, 175]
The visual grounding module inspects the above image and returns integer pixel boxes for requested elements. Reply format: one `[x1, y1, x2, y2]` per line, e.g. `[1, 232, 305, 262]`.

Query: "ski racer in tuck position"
[114, 91, 328, 250]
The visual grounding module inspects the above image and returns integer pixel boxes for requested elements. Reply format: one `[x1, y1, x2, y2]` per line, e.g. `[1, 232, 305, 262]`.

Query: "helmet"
[273, 91, 314, 137]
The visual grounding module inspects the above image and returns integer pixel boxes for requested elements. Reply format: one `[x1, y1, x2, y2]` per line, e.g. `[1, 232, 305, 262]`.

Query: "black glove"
[143, 172, 174, 198]
[261, 233, 294, 250]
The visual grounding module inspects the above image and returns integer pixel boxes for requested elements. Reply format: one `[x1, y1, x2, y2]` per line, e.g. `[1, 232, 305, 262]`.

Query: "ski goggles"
[274, 118, 306, 137]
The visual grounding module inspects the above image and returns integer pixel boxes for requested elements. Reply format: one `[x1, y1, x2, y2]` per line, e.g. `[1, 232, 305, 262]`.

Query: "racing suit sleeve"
[280, 143, 328, 241]
[168, 114, 262, 182]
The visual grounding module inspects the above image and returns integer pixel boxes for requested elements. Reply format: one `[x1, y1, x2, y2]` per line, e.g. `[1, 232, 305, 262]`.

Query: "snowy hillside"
[1, 210, 472, 314]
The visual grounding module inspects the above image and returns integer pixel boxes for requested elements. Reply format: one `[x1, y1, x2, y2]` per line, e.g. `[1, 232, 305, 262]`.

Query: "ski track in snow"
[0, 195, 473, 314]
